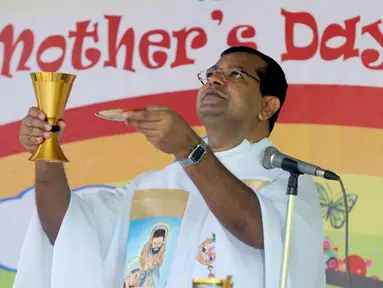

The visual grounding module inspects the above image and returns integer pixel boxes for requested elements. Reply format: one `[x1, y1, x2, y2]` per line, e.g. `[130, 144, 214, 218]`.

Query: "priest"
[14, 46, 325, 288]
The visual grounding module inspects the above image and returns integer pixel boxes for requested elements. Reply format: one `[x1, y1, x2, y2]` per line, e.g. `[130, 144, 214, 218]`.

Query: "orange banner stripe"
[0, 124, 381, 198]
[270, 124, 382, 178]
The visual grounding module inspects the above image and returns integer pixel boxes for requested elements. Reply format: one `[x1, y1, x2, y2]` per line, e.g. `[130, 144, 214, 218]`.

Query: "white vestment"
[13, 138, 326, 288]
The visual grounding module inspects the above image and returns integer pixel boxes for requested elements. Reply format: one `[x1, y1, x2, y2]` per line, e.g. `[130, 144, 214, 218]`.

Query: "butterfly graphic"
[315, 182, 358, 229]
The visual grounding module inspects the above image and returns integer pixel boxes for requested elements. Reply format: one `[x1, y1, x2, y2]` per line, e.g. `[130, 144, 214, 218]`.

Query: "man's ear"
[258, 96, 280, 121]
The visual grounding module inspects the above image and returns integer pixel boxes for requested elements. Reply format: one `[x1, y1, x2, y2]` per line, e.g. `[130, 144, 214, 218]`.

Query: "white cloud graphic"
[0, 185, 114, 272]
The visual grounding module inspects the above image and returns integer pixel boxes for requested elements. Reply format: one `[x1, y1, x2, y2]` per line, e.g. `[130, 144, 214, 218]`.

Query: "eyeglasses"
[197, 67, 260, 85]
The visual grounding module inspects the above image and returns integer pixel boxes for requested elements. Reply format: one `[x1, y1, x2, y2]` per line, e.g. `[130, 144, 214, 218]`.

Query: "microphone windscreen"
[260, 146, 279, 170]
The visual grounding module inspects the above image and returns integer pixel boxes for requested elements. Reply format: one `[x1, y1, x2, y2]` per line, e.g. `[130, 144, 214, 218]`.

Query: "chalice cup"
[28, 72, 76, 162]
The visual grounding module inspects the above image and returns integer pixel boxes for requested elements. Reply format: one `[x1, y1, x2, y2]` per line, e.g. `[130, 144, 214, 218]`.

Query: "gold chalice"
[29, 72, 76, 162]
[192, 275, 233, 288]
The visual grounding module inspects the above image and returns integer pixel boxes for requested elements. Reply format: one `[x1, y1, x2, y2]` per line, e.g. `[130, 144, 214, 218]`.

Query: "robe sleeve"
[12, 182, 137, 288]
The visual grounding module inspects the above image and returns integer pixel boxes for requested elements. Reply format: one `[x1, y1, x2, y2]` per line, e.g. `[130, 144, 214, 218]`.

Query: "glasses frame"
[197, 67, 260, 85]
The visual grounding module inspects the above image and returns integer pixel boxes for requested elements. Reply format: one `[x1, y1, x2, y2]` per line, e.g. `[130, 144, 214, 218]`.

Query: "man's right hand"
[19, 107, 66, 153]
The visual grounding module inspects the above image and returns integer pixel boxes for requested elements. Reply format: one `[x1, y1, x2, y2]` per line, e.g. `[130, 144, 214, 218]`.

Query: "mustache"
[203, 87, 228, 99]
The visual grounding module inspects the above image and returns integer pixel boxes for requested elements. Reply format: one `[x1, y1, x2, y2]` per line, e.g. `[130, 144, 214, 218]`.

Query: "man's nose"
[208, 72, 225, 86]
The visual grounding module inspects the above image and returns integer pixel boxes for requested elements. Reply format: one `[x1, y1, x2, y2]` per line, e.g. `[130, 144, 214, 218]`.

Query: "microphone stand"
[280, 159, 303, 288]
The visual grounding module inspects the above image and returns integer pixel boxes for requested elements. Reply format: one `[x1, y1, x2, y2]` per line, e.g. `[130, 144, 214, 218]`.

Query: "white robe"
[13, 138, 326, 288]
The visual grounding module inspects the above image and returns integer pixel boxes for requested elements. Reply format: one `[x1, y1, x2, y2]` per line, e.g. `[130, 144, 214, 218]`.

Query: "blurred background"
[0, 0, 382, 287]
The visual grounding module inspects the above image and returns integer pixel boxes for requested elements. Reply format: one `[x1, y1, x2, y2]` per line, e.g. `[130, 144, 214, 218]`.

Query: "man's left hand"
[123, 105, 201, 160]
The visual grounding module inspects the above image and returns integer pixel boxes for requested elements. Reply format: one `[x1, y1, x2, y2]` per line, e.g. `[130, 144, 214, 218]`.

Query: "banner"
[1, 0, 382, 287]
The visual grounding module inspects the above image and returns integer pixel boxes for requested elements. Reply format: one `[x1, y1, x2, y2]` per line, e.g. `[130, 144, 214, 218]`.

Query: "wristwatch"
[178, 140, 207, 168]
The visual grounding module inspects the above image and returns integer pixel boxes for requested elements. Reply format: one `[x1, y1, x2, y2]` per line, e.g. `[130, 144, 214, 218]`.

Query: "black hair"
[152, 228, 166, 239]
[220, 46, 288, 133]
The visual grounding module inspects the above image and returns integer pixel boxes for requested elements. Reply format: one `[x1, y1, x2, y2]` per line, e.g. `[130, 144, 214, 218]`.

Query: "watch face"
[190, 145, 206, 162]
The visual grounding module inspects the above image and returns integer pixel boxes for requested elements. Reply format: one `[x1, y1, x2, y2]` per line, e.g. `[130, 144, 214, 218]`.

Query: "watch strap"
[178, 140, 207, 168]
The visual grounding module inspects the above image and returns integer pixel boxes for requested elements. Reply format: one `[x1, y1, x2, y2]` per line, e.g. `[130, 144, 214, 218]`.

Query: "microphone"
[260, 146, 340, 181]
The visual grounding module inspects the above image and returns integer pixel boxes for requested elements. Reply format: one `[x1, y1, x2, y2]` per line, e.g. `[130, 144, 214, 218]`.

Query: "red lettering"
[36, 35, 66, 72]
[320, 17, 360, 61]
[361, 20, 383, 70]
[104, 15, 135, 72]
[69, 21, 101, 70]
[281, 9, 318, 61]
[139, 30, 170, 69]
[282, 10, 383, 70]
[227, 25, 257, 49]
[0, 24, 33, 77]
[171, 27, 207, 68]
[6, 13, 382, 77]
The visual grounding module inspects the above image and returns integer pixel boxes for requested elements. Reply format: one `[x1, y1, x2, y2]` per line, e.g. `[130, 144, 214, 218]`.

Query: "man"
[139, 226, 168, 287]
[14, 46, 325, 287]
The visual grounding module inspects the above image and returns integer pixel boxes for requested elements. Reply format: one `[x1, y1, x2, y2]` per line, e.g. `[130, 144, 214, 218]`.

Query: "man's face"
[197, 52, 266, 126]
[151, 236, 164, 254]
